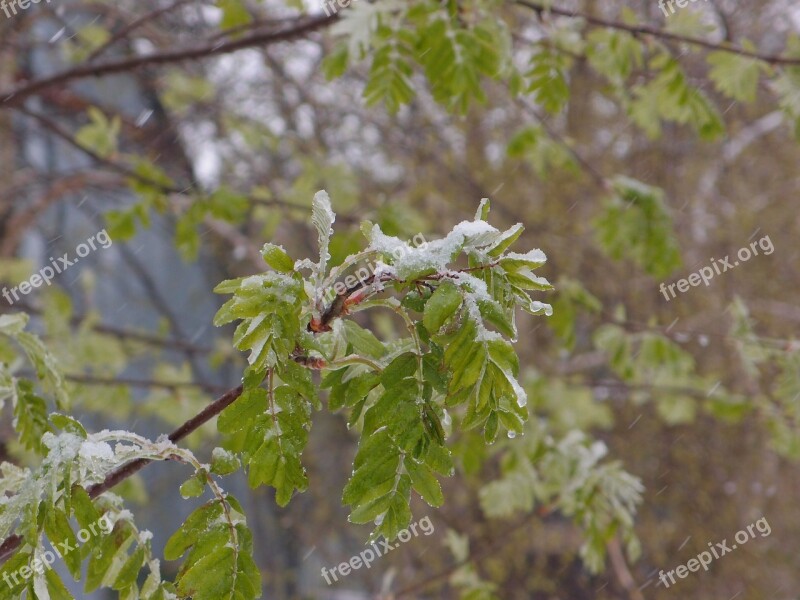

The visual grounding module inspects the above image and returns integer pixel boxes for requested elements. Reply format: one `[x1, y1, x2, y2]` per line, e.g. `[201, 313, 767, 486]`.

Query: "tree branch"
[85, 0, 199, 63]
[514, 0, 800, 66]
[0, 13, 337, 108]
[607, 536, 645, 600]
[16, 105, 346, 217]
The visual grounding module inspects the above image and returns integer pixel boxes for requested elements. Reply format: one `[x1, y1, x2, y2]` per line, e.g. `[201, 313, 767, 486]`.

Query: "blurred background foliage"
[0, 0, 799, 597]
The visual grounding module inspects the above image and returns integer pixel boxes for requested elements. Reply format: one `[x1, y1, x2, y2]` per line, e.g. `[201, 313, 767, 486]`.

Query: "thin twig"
[607, 537, 645, 600]
[0, 14, 337, 107]
[86, 0, 199, 63]
[514, 0, 800, 65]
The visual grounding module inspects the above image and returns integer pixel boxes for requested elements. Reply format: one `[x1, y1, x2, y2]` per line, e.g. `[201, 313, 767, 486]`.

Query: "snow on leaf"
[311, 190, 336, 299]
[366, 218, 500, 280]
[0, 313, 29, 336]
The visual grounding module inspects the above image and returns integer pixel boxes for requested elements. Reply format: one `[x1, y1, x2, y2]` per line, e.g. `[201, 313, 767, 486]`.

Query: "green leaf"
[261, 243, 294, 273]
[70, 485, 102, 532]
[438, 317, 529, 439]
[381, 352, 418, 389]
[423, 281, 463, 333]
[0, 551, 30, 598]
[218, 388, 267, 434]
[477, 299, 515, 339]
[404, 457, 444, 507]
[422, 401, 446, 445]
[322, 43, 350, 81]
[549, 278, 602, 350]
[325, 369, 381, 412]
[44, 568, 76, 599]
[479, 426, 642, 574]
[629, 56, 725, 140]
[44, 509, 82, 580]
[498, 249, 547, 271]
[12, 379, 50, 453]
[166, 499, 261, 600]
[363, 30, 416, 114]
[0, 313, 28, 336]
[180, 474, 207, 499]
[586, 29, 643, 83]
[112, 546, 145, 591]
[344, 423, 418, 540]
[415, 17, 503, 113]
[242, 381, 312, 506]
[210, 448, 241, 476]
[505, 126, 576, 178]
[664, 8, 715, 37]
[214, 272, 305, 369]
[165, 502, 222, 561]
[374, 476, 413, 541]
[208, 187, 249, 223]
[85, 521, 133, 593]
[75, 107, 120, 158]
[707, 45, 763, 103]
[343, 320, 386, 359]
[484, 412, 499, 443]
[475, 198, 490, 221]
[217, 0, 252, 30]
[50, 413, 88, 438]
[344, 430, 399, 503]
[14, 329, 69, 408]
[593, 324, 634, 380]
[105, 209, 138, 240]
[161, 72, 215, 112]
[656, 394, 696, 425]
[311, 190, 336, 285]
[526, 49, 571, 113]
[504, 269, 552, 291]
[594, 176, 682, 278]
[175, 214, 201, 260]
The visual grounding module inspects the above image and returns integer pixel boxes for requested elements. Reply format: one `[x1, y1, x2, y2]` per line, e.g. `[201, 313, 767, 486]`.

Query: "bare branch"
[514, 0, 800, 65]
[86, 0, 199, 63]
[0, 13, 337, 108]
